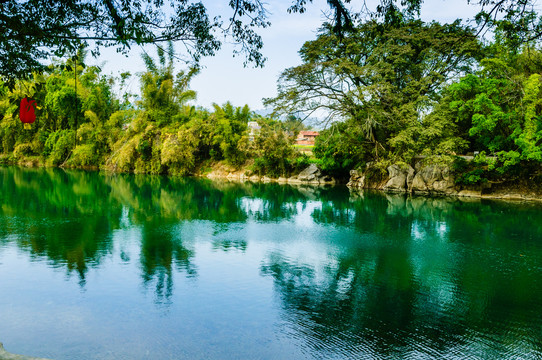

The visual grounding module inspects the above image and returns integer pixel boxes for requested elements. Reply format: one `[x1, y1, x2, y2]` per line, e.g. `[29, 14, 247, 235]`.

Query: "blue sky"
[90, 0, 477, 111]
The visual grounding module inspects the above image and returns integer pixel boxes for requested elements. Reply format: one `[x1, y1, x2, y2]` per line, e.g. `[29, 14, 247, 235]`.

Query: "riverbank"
[198, 158, 542, 202]
[197, 161, 336, 186]
[3, 154, 542, 202]
[347, 159, 542, 202]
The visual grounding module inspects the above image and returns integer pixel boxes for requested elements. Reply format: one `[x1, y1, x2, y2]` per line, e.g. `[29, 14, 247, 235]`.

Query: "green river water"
[0, 166, 541, 359]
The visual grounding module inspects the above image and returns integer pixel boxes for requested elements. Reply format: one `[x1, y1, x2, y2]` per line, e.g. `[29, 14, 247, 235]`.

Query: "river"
[0, 166, 541, 359]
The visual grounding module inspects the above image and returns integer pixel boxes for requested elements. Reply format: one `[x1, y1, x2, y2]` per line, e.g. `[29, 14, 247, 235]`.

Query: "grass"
[293, 144, 314, 149]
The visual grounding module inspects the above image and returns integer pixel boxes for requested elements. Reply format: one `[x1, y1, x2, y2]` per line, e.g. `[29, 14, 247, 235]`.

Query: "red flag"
[19, 97, 37, 129]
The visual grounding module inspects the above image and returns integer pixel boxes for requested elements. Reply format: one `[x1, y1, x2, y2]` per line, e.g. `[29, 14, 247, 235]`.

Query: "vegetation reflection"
[2, 166, 542, 357]
[0, 167, 320, 287]
[0, 167, 120, 284]
[263, 191, 542, 358]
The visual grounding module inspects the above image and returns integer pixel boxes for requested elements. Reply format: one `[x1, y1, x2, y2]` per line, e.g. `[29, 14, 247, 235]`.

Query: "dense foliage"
[265, 6, 542, 183]
[265, 17, 480, 163]
[3, 2, 542, 185]
[2, 0, 540, 84]
[0, 46, 308, 178]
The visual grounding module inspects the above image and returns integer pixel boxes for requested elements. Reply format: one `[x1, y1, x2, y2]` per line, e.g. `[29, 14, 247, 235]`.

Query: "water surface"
[1, 166, 541, 359]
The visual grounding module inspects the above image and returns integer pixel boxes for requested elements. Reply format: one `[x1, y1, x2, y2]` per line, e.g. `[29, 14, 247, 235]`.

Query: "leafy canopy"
[3, 0, 536, 84]
[265, 16, 481, 163]
[0, 0, 273, 83]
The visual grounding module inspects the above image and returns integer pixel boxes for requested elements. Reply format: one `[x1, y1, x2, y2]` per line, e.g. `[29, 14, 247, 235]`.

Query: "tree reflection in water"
[2, 166, 542, 358]
[0, 167, 121, 286]
[261, 191, 542, 358]
[0, 167, 316, 295]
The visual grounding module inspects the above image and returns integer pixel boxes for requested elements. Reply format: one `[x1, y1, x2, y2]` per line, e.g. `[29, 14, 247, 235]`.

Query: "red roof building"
[296, 130, 319, 145]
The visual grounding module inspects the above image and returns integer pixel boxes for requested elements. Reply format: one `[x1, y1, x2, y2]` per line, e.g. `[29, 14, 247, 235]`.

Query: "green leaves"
[250, 119, 296, 177]
[444, 46, 542, 175]
[313, 122, 364, 177]
[0, 0, 272, 83]
[267, 16, 480, 164]
[139, 45, 198, 126]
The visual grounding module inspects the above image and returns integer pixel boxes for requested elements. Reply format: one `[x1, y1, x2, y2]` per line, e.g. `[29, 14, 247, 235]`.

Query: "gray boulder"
[383, 164, 415, 192]
[296, 164, 335, 185]
[411, 164, 455, 194]
[347, 169, 365, 188]
[297, 163, 321, 182]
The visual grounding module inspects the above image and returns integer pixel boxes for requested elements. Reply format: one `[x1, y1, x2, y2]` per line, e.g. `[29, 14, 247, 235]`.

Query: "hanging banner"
[19, 97, 37, 130]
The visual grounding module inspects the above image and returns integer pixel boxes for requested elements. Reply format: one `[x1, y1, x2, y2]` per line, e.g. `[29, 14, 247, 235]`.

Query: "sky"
[89, 0, 477, 112]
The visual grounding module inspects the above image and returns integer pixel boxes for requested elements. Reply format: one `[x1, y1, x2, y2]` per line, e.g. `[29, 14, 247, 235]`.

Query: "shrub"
[251, 123, 295, 177]
[456, 169, 488, 185]
[108, 136, 139, 172]
[46, 130, 75, 165]
[13, 143, 34, 158]
[161, 129, 199, 176]
[43, 131, 62, 157]
[313, 123, 365, 178]
[68, 144, 98, 167]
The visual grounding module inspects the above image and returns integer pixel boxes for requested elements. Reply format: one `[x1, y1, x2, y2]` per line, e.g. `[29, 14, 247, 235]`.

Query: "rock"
[297, 163, 321, 181]
[249, 175, 261, 182]
[226, 172, 239, 180]
[383, 164, 414, 192]
[320, 175, 336, 185]
[347, 174, 365, 189]
[0, 342, 51, 360]
[288, 176, 301, 184]
[350, 169, 362, 179]
[411, 172, 427, 191]
[261, 176, 272, 182]
[458, 190, 482, 198]
[411, 164, 455, 194]
[499, 193, 524, 200]
[294, 164, 335, 185]
[406, 167, 415, 191]
[277, 177, 288, 183]
[349, 160, 457, 194]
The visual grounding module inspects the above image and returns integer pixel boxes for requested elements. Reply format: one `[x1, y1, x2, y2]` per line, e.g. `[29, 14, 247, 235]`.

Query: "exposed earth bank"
[347, 160, 542, 201]
[199, 159, 542, 202]
[4, 156, 542, 202]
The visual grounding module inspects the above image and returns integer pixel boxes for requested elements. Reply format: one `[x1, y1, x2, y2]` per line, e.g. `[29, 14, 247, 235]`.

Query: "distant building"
[296, 130, 319, 145]
[247, 121, 261, 142]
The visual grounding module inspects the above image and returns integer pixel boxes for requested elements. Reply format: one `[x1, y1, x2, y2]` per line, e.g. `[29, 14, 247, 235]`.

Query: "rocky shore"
[203, 162, 337, 186]
[3, 156, 542, 201]
[200, 158, 542, 202]
[348, 160, 542, 201]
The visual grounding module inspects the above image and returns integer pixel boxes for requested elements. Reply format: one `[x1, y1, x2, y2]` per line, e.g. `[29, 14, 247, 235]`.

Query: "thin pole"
[74, 55, 78, 146]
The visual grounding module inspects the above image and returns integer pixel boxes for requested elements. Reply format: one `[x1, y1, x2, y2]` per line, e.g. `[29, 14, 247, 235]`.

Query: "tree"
[0, 0, 271, 83]
[313, 121, 366, 177]
[205, 102, 250, 165]
[290, 0, 542, 45]
[251, 118, 296, 177]
[2, 0, 541, 86]
[443, 45, 542, 173]
[138, 42, 198, 126]
[265, 16, 481, 162]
